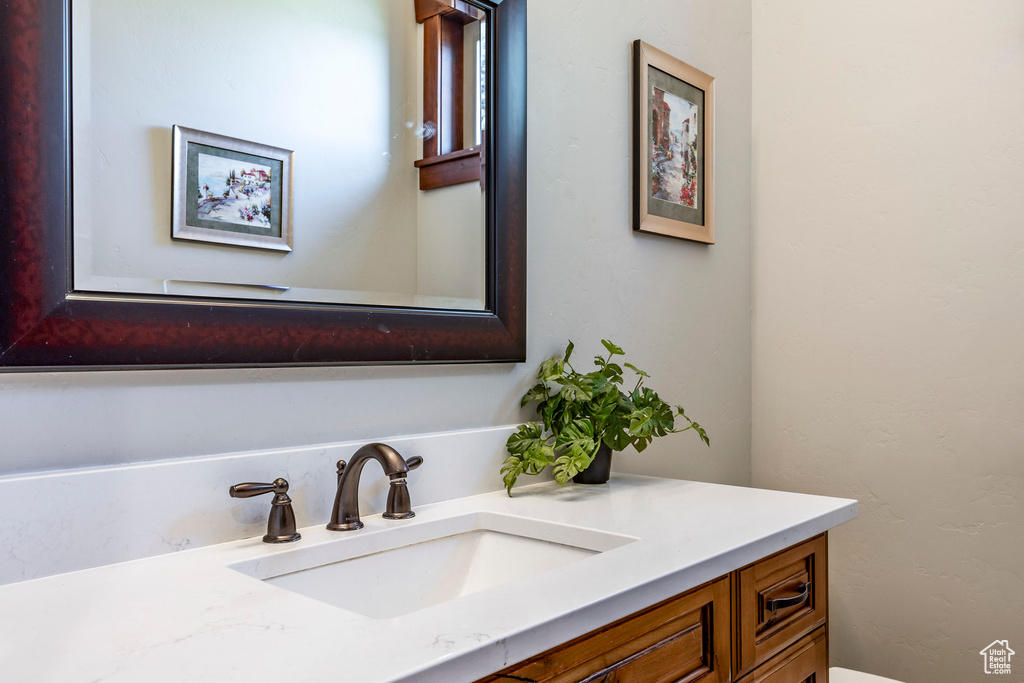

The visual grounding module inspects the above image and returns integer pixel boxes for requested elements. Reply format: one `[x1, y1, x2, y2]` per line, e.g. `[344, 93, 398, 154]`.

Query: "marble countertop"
[0, 475, 856, 683]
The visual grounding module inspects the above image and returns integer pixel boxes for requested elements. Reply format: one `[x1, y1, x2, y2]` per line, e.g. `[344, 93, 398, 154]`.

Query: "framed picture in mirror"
[171, 126, 294, 253]
[632, 40, 715, 244]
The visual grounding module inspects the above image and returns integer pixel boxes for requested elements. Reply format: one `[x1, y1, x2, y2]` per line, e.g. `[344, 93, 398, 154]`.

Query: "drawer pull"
[766, 582, 810, 616]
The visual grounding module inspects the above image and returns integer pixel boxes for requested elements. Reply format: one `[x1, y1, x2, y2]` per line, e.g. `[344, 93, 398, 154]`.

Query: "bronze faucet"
[327, 443, 423, 531]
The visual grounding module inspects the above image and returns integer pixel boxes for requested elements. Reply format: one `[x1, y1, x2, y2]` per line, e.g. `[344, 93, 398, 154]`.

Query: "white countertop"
[0, 475, 856, 683]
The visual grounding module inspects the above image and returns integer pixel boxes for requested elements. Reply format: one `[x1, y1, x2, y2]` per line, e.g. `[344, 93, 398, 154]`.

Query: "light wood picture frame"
[632, 40, 715, 244]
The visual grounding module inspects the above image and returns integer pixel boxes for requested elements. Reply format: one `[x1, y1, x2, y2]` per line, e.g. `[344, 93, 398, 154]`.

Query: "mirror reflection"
[72, 0, 487, 310]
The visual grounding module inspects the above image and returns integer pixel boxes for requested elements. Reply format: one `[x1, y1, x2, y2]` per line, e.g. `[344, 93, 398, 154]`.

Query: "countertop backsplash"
[0, 425, 518, 585]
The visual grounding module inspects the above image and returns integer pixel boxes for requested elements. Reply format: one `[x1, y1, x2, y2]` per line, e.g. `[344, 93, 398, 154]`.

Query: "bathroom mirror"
[0, 0, 525, 369]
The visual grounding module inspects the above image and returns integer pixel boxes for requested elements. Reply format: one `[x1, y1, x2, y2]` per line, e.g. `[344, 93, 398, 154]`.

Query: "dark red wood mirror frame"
[0, 0, 525, 370]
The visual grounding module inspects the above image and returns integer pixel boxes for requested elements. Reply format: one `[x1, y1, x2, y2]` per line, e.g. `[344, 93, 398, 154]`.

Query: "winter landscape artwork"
[650, 87, 698, 209]
[172, 126, 293, 252]
[197, 154, 273, 228]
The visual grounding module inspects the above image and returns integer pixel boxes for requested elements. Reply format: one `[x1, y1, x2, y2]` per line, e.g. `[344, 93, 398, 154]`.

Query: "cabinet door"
[479, 577, 731, 683]
[736, 535, 827, 674]
[737, 628, 827, 683]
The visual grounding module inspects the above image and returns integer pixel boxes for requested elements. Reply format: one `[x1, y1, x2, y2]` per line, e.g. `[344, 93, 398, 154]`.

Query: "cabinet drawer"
[737, 627, 827, 683]
[478, 577, 731, 683]
[736, 535, 827, 673]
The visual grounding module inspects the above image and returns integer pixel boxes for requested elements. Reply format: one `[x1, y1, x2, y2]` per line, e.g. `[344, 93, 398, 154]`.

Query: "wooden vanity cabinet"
[477, 534, 829, 683]
[478, 577, 731, 683]
[736, 628, 827, 683]
[734, 535, 827, 677]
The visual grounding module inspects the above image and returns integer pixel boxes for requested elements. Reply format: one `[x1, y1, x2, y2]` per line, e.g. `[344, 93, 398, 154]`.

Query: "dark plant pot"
[573, 444, 613, 485]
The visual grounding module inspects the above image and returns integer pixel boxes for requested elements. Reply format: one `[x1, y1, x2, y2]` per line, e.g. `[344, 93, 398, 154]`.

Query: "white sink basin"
[229, 511, 636, 619]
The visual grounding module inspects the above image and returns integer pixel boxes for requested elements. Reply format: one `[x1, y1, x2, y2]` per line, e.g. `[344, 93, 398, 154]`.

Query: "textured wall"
[751, 2, 1024, 681]
[0, 0, 751, 488]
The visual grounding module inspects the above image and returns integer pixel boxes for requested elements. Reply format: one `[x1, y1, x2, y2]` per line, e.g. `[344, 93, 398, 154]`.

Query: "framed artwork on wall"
[632, 40, 715, 244]
[172, 125, 294, 252]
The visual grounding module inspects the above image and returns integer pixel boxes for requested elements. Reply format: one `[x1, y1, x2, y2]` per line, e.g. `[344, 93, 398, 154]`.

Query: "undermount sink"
[229, 511, 636, 619]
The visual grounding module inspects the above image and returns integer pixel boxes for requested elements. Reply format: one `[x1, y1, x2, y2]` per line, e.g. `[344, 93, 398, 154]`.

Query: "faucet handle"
[230, 479, 288, 498]
[383, 456, 422, 520]
[229, 478, 301, 544]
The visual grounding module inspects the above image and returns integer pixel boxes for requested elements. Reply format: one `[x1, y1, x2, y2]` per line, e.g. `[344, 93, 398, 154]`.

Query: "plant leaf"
[675, 407, 710, 446]
[554, 418, 596, 453]
[552, 422, 598, 486]
[624, 362, 650, 379]
[500, 455, 526, 495]
[506, 423, 556, 470]
[540, 395, 563, 433]
[601, 339, 625, 356]
[537, 356, 564, 383]
[627, 394, 677, 455]
[552, 455, 575, 486]
[588, 372, 614, 395]
[502, 423, 557, 495]
[603, 423, 632, 451]
[564, 340, 575, 363]
[556, 375, 594, 403]
[601, 362, 624, 383]
[553, 451, 592, 486]
[520, 383, 549, 407]
[590, 388, 619, 418]
[693, 420, 710, 446]
[525, 444, 556, 472]
[552, 419, 598, 485]
[505, 422, 545, 454]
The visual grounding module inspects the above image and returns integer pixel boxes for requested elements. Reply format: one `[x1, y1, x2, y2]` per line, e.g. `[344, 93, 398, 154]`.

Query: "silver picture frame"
[171, 125, 294, 252]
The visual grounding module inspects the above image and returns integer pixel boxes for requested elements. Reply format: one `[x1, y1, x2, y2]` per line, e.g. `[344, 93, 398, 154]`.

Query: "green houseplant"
[501, 339, 709, 495]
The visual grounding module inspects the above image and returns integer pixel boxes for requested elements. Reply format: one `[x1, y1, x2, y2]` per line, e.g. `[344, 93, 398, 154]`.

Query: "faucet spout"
[327, 443, 422, 531]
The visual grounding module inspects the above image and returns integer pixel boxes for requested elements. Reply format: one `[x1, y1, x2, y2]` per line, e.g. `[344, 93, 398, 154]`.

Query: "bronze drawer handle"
[766, 582, 811, 616]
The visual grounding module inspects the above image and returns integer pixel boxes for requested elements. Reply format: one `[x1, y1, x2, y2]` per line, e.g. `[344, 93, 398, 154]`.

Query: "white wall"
[530, 0, 752, 486]
[0, 1, 752, 489]
[752, 2, 1024, 681]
